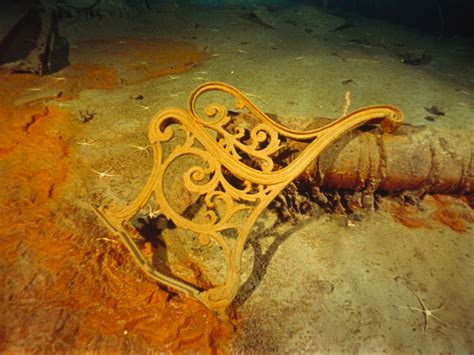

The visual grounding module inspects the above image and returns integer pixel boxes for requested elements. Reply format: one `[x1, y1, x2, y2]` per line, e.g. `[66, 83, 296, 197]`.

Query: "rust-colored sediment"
[0, 38, 232, 353]
[387, 195, 474, 232]
[70, 37, 211, 84]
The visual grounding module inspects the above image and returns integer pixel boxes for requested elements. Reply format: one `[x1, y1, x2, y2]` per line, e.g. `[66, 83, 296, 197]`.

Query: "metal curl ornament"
[93, 81, 403, 316]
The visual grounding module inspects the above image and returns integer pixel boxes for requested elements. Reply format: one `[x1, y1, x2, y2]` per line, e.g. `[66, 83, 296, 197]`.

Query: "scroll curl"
[93, 81, 403, 315]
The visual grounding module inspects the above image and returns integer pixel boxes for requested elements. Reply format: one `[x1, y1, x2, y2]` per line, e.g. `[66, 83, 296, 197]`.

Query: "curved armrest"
[93, 81, 403, 314]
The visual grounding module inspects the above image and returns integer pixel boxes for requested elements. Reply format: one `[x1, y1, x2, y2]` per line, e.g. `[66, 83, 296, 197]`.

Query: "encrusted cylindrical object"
[295, 123, 474, 194]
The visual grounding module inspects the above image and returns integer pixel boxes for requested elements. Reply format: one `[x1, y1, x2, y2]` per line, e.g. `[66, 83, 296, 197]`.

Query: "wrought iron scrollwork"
[93, 81, 403, 314]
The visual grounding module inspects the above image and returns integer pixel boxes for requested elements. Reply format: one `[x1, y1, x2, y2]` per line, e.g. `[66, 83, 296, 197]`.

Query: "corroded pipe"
[292, 120, 474, 194]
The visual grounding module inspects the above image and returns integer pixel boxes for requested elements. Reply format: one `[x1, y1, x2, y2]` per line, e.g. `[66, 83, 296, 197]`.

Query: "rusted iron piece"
[289, 119, 474, 196]
[93, 81, 403, 314]
[0, 0, 69, 76]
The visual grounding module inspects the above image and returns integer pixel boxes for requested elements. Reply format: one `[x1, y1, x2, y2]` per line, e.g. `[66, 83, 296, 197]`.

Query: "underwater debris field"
[1, 3, 473, 353]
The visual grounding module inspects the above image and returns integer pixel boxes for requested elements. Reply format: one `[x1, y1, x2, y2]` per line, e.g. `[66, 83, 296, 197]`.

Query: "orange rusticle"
[0, 71, 232, 353]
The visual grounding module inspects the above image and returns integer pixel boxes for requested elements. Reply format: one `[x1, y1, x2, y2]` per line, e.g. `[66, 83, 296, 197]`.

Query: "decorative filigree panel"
[93, 81, 403, 314]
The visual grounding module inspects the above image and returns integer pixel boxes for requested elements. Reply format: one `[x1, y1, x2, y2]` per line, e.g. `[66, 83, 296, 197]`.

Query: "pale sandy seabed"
[1, 3, 473, 353]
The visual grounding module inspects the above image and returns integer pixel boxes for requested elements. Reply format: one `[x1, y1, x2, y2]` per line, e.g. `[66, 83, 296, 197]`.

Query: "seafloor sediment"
[1, 3, 473, 353]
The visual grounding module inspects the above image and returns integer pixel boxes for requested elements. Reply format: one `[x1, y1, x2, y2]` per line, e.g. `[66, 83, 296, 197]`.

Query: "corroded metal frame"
[93, 81, 403, 313]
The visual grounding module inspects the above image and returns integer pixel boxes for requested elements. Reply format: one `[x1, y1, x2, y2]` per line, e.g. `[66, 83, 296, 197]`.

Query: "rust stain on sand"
[70, 37, 211, 84]
[0, 51, 231, 353]
[386, 194, 474, 232]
